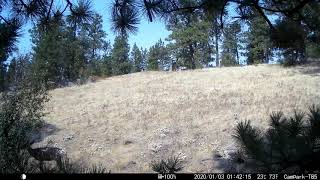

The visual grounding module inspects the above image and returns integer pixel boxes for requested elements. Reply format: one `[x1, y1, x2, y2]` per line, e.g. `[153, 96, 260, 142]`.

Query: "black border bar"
[1, 173, 319, 180]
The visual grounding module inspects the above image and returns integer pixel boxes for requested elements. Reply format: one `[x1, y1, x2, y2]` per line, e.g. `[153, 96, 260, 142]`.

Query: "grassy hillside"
[38, 63, 320, 173]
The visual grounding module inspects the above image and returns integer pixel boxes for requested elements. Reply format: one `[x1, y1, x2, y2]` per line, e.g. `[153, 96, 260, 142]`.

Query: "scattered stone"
[222, 143, 237, 159]
[63, 134, 74, 141]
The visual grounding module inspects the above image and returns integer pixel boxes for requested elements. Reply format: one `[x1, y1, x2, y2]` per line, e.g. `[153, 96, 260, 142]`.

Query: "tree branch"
[252, 2, 275, 30]
[66, 0, 76, 14]
[258, 0, 311, 16]
[220, 1, 228, 29]
[288, 0, 312, 16]
[17, 0, 28, 9]
[0, 15, 10, 24]
[46, 0, 54, 21]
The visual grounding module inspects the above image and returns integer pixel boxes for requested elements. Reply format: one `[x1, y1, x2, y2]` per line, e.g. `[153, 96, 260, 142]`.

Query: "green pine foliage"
[271, 19, 307, 66]
[111, 36, 132, 75]
[221, 21, 241, 67]
[147, 39, 170, 71]
[233, 106, 320, 173]
[30, 17, 70, 87]
[166, 5, 212, 69]
[0, 20, 21, 91]
[245, 14, 273, 65]
[6, 54, 32, 87]
[0, 62, 6, 92]
[29, 10, 110, 87]
[131, 43, 143, 72]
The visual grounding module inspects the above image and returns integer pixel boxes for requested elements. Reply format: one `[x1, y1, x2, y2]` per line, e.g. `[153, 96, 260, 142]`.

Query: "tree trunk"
[73, 22, 77, 39]
[92, 48, 95, 60]
[236, 45, 239, 64]
[215, 33, 220, 67]
[214, 18, 220, 68]
[189, 44, 196, 69]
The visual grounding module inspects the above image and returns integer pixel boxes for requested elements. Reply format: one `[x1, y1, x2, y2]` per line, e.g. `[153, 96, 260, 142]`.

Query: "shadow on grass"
[295, 61, 320, 76]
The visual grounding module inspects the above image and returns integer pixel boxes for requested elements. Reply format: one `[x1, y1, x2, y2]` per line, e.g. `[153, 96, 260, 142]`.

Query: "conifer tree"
[6, 54, 31, 87]
[271, 19, 307, 66]
[221, 21, 241, 67]
[111, 36, 131, 75]
[234, 106, 320, 173]
[131, 43, 143, 72]
[30, 16, 68, 87]
[86, 13, 109, 76]
[147, 39, 170, 71]
[166, 4, 212, 69]
[245, 14, 273, 65]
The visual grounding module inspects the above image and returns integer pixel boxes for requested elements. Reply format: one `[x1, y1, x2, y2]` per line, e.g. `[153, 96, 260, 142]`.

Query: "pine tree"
[100, 55, 113, 77]
[111, 36, 131, 75]
[245, 14, 273, 65]
[0, 62, 6, 91]
[64, 17, 90, 81]
[271, 19, 307, 66]
[6, 54, 31, 87]
[0, 20, 21, 91]
[212, 16, 222, 68]
[131, 43, 143, 72]
[30, 17, 68, 87]
[140, 48, 148, 71]
[86, 13, 109, 76]
[221, 21, 241, 67]
[147, 39, 170, 71]
[87, 14, 107, 60]
[233, 106, 320, 173]
[147, 46, 159, 71]
[166, 1, 212, 69]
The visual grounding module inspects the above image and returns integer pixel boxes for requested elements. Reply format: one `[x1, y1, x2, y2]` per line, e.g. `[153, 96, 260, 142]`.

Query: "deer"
[26, 140, 67, 172]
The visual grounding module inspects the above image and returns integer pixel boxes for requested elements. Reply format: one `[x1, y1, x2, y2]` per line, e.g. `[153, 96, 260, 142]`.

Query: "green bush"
[0, 78, 48, 173]
[233, 105, 320, 173]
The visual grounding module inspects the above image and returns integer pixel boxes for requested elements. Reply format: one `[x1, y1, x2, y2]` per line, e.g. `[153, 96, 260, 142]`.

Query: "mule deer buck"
[26, 141, 66, 172]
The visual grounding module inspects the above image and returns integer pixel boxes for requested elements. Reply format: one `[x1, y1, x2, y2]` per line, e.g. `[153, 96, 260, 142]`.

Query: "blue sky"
[13, 1, 279, 64]
[16, 1, 171, 54]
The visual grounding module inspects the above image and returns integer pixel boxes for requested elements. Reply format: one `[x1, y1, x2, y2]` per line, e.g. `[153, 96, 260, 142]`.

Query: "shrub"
[57, 157, 109, 174]
[0, 77, 48, 173]
[233, 106, 320, 173]
[151, 155, 184, 173]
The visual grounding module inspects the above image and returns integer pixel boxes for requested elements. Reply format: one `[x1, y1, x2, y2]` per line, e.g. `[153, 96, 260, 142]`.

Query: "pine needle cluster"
[233, 105, 320, 173]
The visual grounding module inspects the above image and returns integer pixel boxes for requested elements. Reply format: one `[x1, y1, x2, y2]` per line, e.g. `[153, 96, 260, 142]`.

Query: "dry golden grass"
[41, 63, 320, 173]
